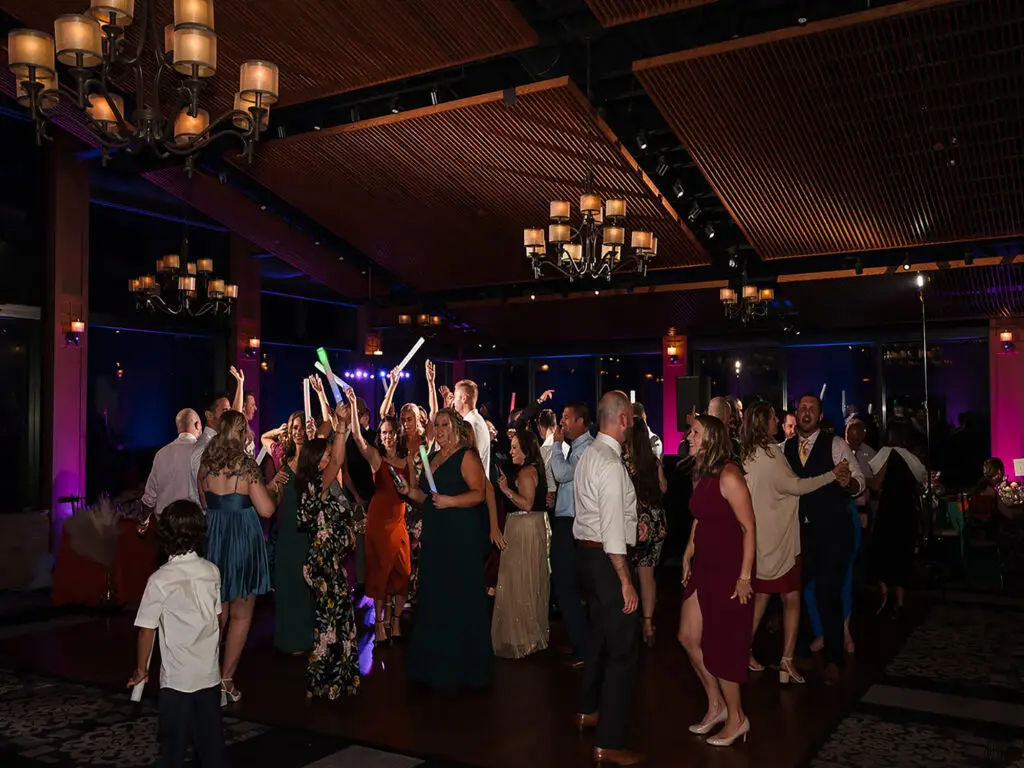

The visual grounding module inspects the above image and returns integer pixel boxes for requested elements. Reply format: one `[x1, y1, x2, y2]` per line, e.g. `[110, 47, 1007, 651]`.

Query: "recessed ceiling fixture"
[7, 0, 278, 170]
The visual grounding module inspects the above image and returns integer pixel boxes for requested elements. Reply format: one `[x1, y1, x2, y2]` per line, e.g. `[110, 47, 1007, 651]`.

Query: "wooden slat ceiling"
[584, 0, 717, 27]
[142, 167, 383, 300]
[634, 0, 1024, 261]
[0, 0, 536, 113]
[0, 52, 98, 148]
[231, 77, 709, 291]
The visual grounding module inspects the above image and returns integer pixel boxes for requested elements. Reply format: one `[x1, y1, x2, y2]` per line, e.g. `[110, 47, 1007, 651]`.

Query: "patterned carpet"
[811, 596, 1024, 768]
[0, 669, 473, 767]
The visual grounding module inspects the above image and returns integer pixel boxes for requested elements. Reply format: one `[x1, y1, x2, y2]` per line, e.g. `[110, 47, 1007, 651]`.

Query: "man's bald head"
[708, 397, 731, 423]
[176, 408, 202, 437]
[597, 390, 633, 444]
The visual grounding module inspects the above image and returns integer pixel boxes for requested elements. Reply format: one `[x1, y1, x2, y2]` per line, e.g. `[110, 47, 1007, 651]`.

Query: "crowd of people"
[136, 358, 991, 766]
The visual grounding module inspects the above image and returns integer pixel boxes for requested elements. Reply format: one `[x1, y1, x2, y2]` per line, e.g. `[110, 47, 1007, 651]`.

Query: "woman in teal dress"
[199, 411, 277, 704]
[295, 429, 360, 699]
[399, 408, 492, 690]
[269, 411, 315, 655]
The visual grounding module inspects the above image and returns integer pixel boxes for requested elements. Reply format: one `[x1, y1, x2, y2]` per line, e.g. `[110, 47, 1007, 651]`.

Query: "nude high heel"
[706, 718, 749, 747]
[779, 657, 805, 685]
[688, 708, 727, 734]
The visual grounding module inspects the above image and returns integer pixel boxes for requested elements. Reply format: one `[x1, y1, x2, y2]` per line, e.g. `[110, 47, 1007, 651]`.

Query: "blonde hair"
[200, 411, 258, 481]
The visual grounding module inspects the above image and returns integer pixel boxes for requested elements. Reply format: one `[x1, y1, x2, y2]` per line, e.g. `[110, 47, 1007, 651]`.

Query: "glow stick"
[313, 362, 349, 393]
[303, 378, 312, 423]
[255, 445, 269, 465]
[509, 393, 516, 416]
[629, 390, 636, 404]
[395, 337, 426, 373]
[841, 390, 847, 417]
[820, 383, 827, 401]
[315, 348, 342, 405]
[419, 444, 437, 493]
[130, 641, 154, 702]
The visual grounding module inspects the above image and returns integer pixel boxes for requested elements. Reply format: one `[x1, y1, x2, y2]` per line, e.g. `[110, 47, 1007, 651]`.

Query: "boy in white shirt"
[129, 500, 226, 767]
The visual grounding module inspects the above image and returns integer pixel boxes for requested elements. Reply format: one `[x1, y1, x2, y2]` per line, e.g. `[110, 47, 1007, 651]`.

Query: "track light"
[430, 87, 439, 106]
[350, 106, 360, 122]
[672, 179, 685, 198]
[854, 258, 863, 276]
[902, 259, 911, 271]
[687, 201, 701, 223]
[390, 96, 401, 114]
[964, 252, 974, 266]
[636, 130, 648, 150]
[704, 222, 715, 239]
[915, 274, 925, 288]
[656, 156, 670, 176]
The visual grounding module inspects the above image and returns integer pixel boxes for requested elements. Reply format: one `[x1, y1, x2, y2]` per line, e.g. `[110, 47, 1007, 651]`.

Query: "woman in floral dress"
[295, 431, 360, 699]
[626, 418, 668, 647]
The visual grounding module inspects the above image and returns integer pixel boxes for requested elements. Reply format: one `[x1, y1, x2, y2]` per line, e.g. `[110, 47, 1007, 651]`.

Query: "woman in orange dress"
[346, 387, 410, 643]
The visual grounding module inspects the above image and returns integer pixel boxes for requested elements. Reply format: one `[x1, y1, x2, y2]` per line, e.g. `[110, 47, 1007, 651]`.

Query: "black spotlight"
[657, 156, 670, 176]
[350, 106, 360, 122]
[964, 251, 974, 266]
[687, 200, 701, 223]
[390, 96, 401, 114]
[704, 222, 716, 239]
[672, 179, 685, 198]
[430, 86, 439, 106]
[636, 130, 648, 150]
[855, 258, 863, 276]
[902, 258, 911, 271]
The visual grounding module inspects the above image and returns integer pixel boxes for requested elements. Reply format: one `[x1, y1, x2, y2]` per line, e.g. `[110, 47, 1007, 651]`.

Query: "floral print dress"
[624, 451, 668, 569]
[298, 477, 360, 699]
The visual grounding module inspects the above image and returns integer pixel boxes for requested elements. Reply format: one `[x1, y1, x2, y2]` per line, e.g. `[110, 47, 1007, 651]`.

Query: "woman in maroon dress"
[678, 415, 757, 747]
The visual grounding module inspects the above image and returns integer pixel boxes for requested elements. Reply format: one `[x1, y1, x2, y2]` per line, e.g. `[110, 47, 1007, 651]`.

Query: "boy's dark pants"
[158, 686, 227, 767]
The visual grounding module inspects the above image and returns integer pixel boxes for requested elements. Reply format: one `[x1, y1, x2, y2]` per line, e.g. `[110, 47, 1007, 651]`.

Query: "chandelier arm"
[157, 111, 257, 157]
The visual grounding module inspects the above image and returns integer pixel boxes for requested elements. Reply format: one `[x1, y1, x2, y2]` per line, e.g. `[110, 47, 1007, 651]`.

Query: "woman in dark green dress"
[400, 408, 492, 690]
[269, 411, 315, 654]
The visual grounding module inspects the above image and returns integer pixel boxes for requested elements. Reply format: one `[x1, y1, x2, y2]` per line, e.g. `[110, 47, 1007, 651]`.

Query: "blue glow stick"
[315, 348, 343, 405]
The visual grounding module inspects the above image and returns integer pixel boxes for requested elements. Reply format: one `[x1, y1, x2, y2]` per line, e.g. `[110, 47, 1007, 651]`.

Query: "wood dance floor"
[0, 582, 925, 768]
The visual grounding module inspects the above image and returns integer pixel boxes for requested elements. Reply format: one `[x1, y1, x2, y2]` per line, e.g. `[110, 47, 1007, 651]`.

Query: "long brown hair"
[629, 419, 663, 506]
[693, 414, 733, 479]
[281, 410, 306, 462]
[739, 401, 777, 464]
[200, 410, 256, 480]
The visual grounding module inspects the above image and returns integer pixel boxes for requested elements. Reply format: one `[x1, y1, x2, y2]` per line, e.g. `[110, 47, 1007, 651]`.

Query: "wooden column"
[229, 234, 261, 432]
[662, 330, 688, 456]
[44, 137, 89, 550]
[990, 319, 1024, 479]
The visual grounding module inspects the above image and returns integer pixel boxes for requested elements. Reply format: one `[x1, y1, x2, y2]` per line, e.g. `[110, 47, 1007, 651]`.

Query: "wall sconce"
[365, 332, 383, 357]
[245, 336, 260, 360]
[1000, 330, 1016, 355]
[65, 320, 85, 347]
[664, 326, 685, 366]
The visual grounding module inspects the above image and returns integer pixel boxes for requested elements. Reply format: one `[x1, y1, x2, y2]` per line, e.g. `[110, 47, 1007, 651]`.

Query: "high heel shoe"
[642, 616, 655, 648]
[747, 657, 764, 672]
[706, 718, 749, 747]
[688, 708, 727, 734]
[220, 678, 241, 707]
[374, 620, 390, 644]
[779, 657, 805, 685]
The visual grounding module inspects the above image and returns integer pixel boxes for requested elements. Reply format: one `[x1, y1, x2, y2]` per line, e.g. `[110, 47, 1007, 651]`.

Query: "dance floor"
[0, 585, 1019, 767]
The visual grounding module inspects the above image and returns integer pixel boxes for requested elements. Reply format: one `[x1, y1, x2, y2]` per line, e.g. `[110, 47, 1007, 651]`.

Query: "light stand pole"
[917, 274, 937, 559]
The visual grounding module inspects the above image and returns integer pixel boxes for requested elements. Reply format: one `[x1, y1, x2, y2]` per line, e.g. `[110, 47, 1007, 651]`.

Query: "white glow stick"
[255, 444, 269, 465]
[820, 383, 827, 401]
[313, 362, 350, 392]
[395, 337, 426, 373]
[130, 641, 154, 702]
[629, 390, 636, 404]
[419, 444, 437, 493]
[303, 378, 312, 422]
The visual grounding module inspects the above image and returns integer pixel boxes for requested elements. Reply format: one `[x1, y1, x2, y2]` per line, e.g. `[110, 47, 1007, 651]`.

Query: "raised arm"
[310, 375, 334, 430]
[320, 425, 347, 491]
[426, 360, 439, 421]
[345, 386, 383, 472]
[379, 368, 400, 421]
[261, 423, 286, 451]
[230, 366, 244, 413]
[720, 464, 756, 604]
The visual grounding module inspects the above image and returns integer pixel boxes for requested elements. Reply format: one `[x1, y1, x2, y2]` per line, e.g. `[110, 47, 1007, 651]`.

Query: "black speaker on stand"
[676, 376, 710, 432]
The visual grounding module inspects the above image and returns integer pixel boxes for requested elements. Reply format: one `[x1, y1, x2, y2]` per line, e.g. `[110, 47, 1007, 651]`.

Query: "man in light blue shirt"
[550, 400, 594, 666]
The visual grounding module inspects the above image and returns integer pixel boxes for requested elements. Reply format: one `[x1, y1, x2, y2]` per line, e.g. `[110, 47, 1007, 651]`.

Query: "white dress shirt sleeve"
[832, 437, 866, 497]
[598, 458, 629, 555]
[134, 576, 164, 630]
[141, 462, 159, 509]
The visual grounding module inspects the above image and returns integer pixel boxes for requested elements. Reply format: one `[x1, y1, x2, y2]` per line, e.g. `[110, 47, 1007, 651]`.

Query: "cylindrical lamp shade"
[173, 107, 209, 145]
[173, 25, 216, 77]
[208, 279, 225, 297]
[417, 314, 430, 326]
[563, 243, 583, 263]
[549, 201, 570, 220]
[593, 207, 603, 225]
[186, 262, 197, 275]
[128, 278, 141, 293]
[196, 258, 213, 273]
[239, 60, 279, 104]
[548, 224, 570, 244]
[163, 254, 180, 270]
[431, 315, 442, 326]
[523, 228, 545, 248]
[759, 287, 775, 302]
[398, 314, 412, 325]
[8, 29, 56, 76]
[140, 275, 158, 293]
[631, 230, 653, 250]
[177, 276, 196, 291]
[224, 284, 238, 299]
[650, 236, 658, 255]
[232, 93, 269, 130]
[164, 23, 174, 53]
[741, 285, 758, 301]
[603, 226, 625, 246]
[70, 320, 86, 334]
[88, 0, 134, 26]
[1000, 331, 1014, 343]
[86, 93, 125, 131]
[54, 15, 102, 67]
[580, 193, 601, 215]
[17, 72, 59, 109]
[720, 288, 737, 304]
[604, 199, 626, 218]
[156, 257, 166, 272]
[174, 0, 214, 30]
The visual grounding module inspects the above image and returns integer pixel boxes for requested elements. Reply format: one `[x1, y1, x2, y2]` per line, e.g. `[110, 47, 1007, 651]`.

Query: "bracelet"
[737, 576, 751, 583]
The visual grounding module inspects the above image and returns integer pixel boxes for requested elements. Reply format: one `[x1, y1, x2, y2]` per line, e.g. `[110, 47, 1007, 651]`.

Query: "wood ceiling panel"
[231, 77, 709, 291]
[585, 0, 717, 27]
[634, 0, 1024, 260]
[0, 0, 537, 113]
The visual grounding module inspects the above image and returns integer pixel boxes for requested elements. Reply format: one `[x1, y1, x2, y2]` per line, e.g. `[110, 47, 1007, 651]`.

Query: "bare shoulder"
[719, 463, 746, 490]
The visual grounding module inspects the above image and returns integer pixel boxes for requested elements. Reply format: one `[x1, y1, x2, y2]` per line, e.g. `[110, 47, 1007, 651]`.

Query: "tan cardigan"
[743, 445, 835, 581]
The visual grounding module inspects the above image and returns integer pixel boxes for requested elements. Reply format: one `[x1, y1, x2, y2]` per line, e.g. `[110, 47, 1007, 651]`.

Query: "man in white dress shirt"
[142, 409, 202, 516]
[845, 418, 876, 528]
[572, 391, 643, 766]
[190, 393, 231, 501]
[454, 379, 502, 549]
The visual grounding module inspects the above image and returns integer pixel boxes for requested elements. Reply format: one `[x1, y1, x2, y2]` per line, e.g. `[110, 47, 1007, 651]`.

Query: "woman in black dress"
[399, 408, 492, 689]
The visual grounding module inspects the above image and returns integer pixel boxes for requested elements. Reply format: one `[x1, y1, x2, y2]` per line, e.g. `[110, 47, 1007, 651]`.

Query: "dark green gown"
[406, 447, 493, 689]
[274, 463, 314, 653]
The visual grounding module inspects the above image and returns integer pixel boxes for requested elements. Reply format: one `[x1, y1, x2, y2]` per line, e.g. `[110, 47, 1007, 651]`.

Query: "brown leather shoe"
[593, 747, 646, 765]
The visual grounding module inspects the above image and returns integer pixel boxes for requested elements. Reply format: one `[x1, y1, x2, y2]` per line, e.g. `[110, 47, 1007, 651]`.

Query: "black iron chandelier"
[6, 0, 279, 172]
[129, 228, 236, 317]
[719, 269, 775, 324]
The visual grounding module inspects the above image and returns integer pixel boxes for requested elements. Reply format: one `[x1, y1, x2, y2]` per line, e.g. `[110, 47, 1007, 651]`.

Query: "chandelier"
[6, 0, 279, 171]
[523, 172, 657, 282]
[719, 273, 775, 324]
[128, 235, 236, 316]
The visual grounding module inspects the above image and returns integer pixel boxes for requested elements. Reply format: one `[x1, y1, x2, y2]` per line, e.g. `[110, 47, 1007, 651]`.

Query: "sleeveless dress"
[274, 463, 314, 653]
[364, 460, 411, 601]
[685, 470, 754, 684]
[205, 468, 271, 604]
[407, 447, 493, 689]
[626, 453, 667, 568]
[491, 465, 550, 658]
[298, 475, 360, 699]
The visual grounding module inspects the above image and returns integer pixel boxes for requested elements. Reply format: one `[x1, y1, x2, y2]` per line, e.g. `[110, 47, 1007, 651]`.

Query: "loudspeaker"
[676, 376, 709, 431]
